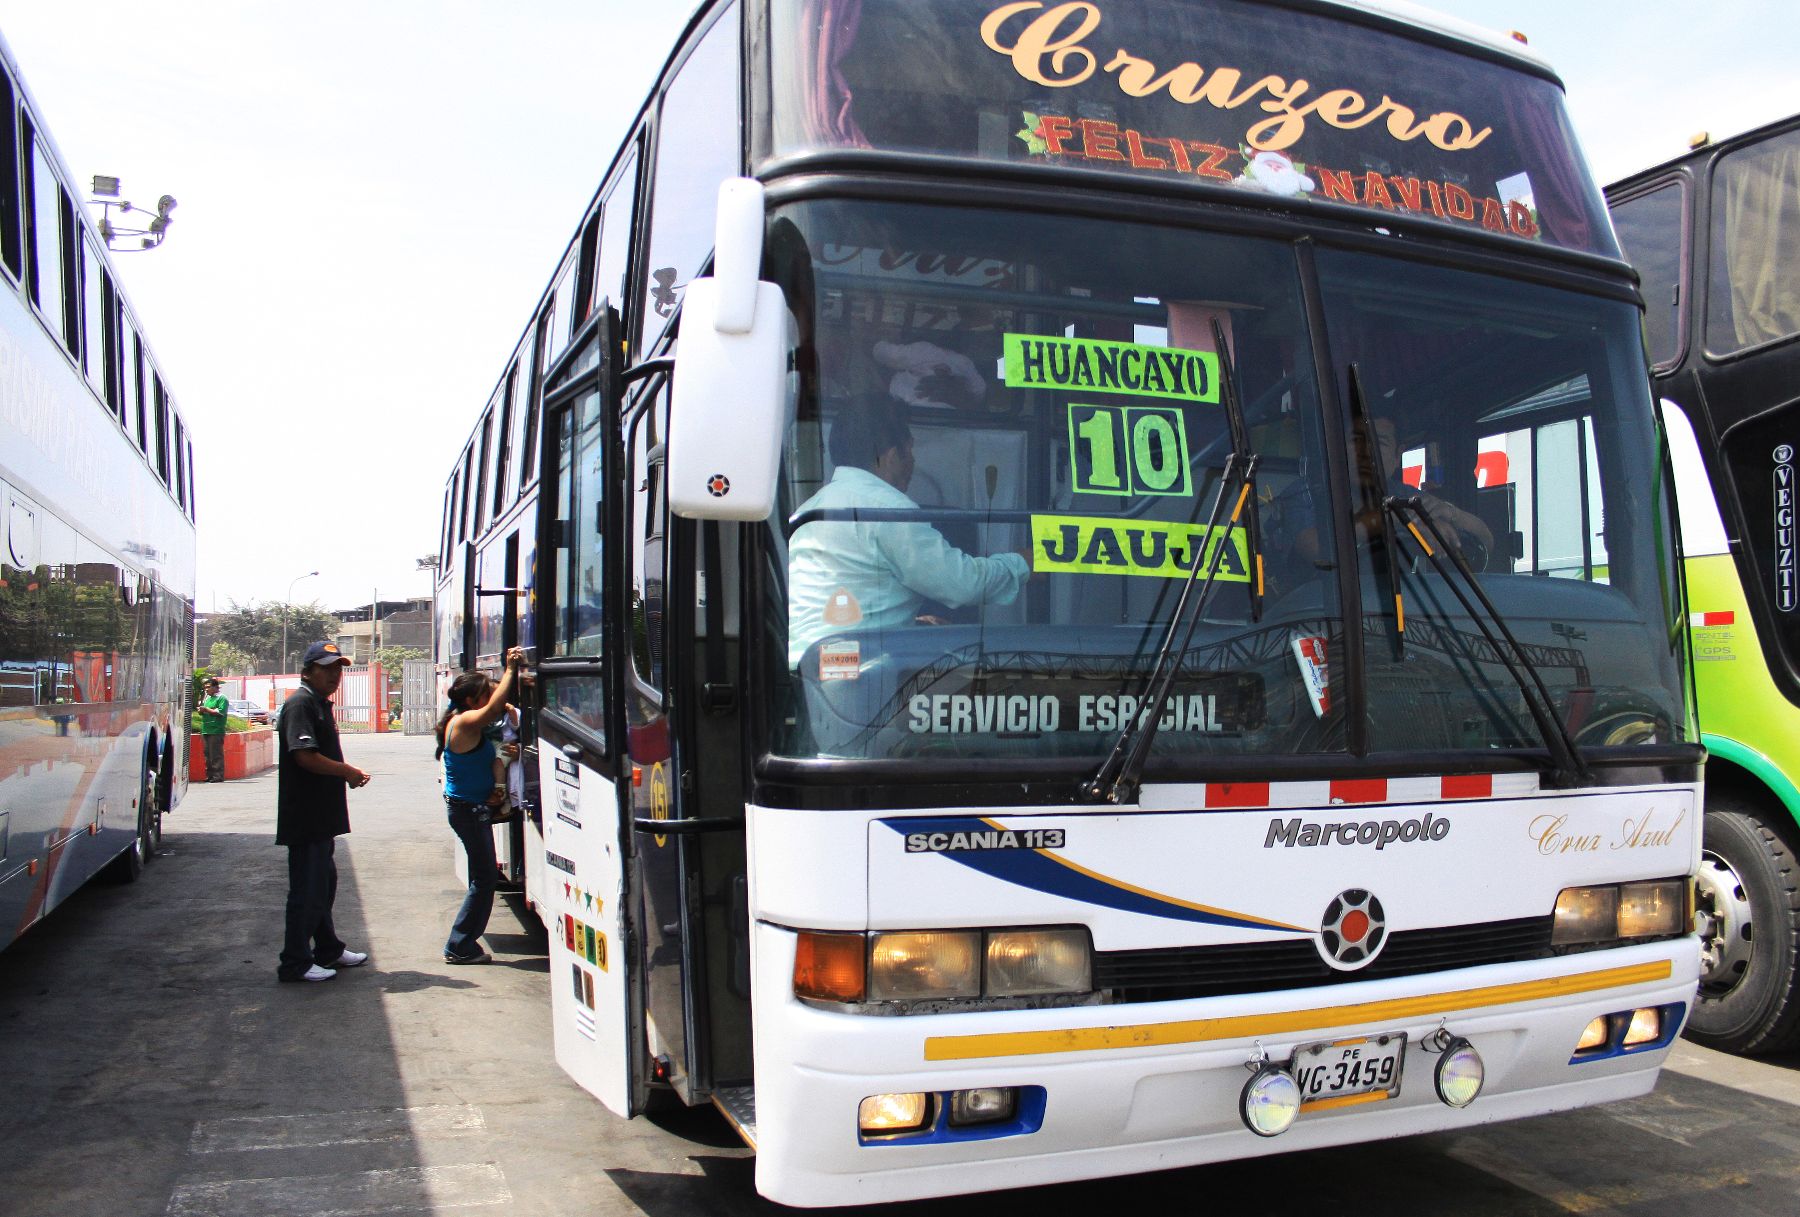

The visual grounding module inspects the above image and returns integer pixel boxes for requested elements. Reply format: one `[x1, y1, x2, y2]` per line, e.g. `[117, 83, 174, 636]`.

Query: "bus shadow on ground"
[0, 822, 431, 1217]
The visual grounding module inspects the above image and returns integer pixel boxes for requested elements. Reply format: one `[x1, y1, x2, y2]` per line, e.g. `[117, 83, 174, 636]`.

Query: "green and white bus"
[1608, 113, 1800, 1054]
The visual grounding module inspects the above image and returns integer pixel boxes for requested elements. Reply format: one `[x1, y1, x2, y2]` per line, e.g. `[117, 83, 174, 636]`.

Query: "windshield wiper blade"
[1084, 326, 1261, 805]
[1389, 496, 1590, 787]
[1346, 362, 1408, 660]
[1214, 319, 1264, 623]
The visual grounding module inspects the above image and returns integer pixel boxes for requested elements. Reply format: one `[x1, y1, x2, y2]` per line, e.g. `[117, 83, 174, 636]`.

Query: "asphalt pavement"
[0, 731, 1797, 1216]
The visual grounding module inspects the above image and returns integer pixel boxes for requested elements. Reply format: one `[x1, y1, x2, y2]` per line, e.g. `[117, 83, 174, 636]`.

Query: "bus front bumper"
[748, 927, 1698, 1208]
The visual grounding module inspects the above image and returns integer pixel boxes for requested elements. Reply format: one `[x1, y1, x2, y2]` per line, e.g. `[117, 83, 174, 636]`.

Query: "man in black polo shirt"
[276, 641, 373, 983]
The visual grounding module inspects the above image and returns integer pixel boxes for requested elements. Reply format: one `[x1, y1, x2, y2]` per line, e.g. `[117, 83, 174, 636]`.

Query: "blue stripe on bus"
[883, 817, 1305, 933]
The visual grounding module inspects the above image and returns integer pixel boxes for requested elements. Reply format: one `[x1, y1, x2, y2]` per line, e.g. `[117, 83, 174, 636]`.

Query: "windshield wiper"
[1387, 495, 1590, 788]
[1215, 321, 1265, 623]
[1346, 362, 1409, 660]
[1083, 320, 1261, 805]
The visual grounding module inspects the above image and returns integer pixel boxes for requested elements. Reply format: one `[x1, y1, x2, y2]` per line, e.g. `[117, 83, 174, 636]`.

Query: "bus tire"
[1688, 805, 1800, 1054]
[104, 765, 157, 884]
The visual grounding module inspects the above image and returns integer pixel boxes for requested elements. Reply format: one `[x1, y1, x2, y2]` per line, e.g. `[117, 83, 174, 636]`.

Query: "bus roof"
[1606, 111, 1800, 193]
[1330, 0, 1558, 78]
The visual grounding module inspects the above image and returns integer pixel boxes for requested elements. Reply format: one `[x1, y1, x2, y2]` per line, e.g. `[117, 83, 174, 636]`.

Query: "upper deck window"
[768, 0, 1615, 257]
[1705, 125, 1800, 357]
[642, 7, 741, 342]
[1609, 181, 1686, 368]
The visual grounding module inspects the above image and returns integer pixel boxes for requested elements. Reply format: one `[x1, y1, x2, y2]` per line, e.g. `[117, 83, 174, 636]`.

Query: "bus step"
[711, 1086, 757, 1149]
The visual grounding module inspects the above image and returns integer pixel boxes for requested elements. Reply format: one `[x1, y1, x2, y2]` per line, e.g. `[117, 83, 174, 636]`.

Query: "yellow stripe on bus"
[1300, 1090, 1393, 1114]
[922, 960, 1673, 1062]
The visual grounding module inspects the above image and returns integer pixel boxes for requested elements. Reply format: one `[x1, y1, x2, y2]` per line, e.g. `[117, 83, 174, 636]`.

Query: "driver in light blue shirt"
[788, 396, 1032, 668]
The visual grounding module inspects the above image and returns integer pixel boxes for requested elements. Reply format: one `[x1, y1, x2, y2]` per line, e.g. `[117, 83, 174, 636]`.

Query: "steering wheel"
[1458, 533, 1491, 574]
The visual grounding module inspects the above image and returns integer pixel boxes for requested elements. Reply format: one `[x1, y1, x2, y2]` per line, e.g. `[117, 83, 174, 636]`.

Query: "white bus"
[0, 28, 197, 950]
[438, 1, 1699, 1204]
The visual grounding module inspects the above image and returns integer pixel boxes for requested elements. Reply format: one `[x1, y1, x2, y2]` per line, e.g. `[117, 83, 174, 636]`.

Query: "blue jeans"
[445, 800, 497, 959]
[279, 838, 345, 979]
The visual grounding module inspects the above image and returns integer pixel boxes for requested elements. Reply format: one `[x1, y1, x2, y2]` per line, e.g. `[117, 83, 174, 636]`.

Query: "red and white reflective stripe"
[1198, 773, 1538, 810]
[1689, 611, 1735, 627]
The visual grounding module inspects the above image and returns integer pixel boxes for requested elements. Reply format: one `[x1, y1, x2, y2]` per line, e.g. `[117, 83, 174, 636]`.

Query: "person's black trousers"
[203, 732, 225, 781]
[278, 837, 345, 979]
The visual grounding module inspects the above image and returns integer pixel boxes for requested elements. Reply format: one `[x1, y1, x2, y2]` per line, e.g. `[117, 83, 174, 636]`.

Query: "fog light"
[1239, 1065, 1301, 1137]
[949, 1087, 1017, 1126]
[1434, 1038, 1484, 1108]
[858, 1092, 930, 1134]
[1623, 1007, 1662, 1046]
[1575, 1016, 1611, 1052]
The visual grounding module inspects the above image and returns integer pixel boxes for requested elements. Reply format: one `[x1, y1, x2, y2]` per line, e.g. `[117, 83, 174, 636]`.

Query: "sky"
[0, 1, 1792, 616]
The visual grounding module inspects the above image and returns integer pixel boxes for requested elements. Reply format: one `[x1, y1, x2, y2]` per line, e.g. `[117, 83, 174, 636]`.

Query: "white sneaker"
[330, 949, 368, 968]
[300, 964, 336, 982]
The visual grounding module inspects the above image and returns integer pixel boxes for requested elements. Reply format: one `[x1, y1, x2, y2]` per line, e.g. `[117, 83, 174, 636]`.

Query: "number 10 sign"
[1068, 402, 1193, 498]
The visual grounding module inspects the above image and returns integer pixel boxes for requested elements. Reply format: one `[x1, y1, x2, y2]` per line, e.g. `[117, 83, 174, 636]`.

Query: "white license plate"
[1291, 1032, 1406, 1109]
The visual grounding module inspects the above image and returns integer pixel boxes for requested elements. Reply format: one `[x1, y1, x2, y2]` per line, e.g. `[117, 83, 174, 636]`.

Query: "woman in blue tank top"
[436, 646, 524, 964]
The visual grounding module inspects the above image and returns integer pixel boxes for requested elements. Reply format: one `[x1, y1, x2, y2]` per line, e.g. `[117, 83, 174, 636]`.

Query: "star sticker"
[564, 882, 572, 899]
[585, 893, 594, 910]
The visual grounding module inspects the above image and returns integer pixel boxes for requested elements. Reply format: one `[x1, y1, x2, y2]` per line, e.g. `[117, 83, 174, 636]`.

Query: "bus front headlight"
[986, 928, 1092, 997]
[870, 931, 981, 1000]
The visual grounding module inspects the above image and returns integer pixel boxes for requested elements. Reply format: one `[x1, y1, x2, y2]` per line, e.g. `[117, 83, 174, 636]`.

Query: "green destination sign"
[1003, 333, 1220, 403]
[1030, 514, 1249, 580]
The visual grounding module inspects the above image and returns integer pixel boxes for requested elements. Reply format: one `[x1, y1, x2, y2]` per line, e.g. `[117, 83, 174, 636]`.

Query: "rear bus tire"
[1688, 805, 1800, 1054]
[104, 765, 158, 884]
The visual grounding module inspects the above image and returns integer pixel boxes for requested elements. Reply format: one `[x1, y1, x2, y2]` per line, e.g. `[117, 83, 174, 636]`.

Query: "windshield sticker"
[1004, 333, 1219, 402]
[1015, 112, 1541, 240]
[1031, 514, 1249, 580]
[822, 586, 863, 626]
[1068, 403, 1192, 497]
[819, 641, 862, 683]
[1291, 635, 1331, 718]
[980, 2, 1493, 154]
[907, 689, 1242, 735]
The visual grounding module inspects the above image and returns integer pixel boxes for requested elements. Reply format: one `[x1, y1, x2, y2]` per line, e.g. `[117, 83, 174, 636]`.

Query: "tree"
[211, 600, 342, 673]
[207, 641, 257, 677]
[373, 645, 426, 676]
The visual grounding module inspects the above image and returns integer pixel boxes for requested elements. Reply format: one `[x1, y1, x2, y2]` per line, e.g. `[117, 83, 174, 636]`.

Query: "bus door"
[621, 374, 701, 1102]
[536, 306, 650, 1118]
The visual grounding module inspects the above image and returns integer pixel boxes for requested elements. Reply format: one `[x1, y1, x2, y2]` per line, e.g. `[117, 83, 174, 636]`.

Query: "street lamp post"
[283, 571, 319, 674]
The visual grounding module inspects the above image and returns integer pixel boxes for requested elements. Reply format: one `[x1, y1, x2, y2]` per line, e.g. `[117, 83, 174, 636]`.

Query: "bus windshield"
[759, 198, 1687, 766]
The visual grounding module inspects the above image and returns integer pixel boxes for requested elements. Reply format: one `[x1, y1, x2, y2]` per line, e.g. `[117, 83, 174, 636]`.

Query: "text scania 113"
[436, 1, 1700, 1204]
[0, 28, 198, 951]
[1608, 113, 1800, 1056]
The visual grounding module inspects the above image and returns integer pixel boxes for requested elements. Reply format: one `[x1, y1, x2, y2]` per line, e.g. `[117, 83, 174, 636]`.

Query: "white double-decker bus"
[0, 28, 198, 950]
[438, 1, 1699, 1204]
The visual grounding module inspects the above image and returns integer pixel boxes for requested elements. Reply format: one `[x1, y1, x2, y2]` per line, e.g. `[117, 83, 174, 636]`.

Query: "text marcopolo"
[1264, 812, 1452, 850]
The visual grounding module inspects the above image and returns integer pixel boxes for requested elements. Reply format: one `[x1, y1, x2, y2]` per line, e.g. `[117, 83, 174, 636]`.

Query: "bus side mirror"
[669, 178, 790, 522]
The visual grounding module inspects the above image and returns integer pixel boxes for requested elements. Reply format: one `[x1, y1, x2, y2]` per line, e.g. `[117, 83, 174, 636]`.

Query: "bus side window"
[24, 121, 70, 349]
[81, 237, 108, 400]
[494, 364, 517, 512]
[595, 146, 638, 332]
[473, 410, 494, 536]
[152, 375, 170, 484]
[0, 68, 21, 281]
[1707, 126, 1800, 356]
[626, 385, 669, 720]
[1609, 180, 1687, 369]
[131, 328, 148, 452]
[1476, 416, 1608, 582]
[640, 5, 741, 344]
